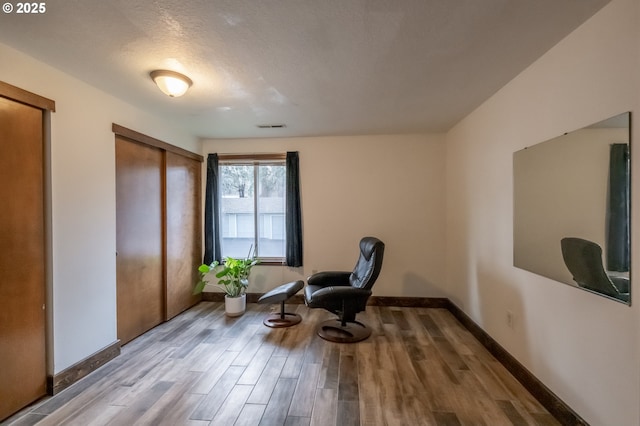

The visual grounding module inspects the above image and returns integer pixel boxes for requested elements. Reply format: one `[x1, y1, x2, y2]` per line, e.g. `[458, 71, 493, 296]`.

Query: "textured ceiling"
[0, 0, 609, 139]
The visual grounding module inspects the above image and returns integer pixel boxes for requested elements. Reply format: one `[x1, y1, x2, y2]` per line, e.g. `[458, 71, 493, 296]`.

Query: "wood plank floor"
[5, 302, 560, 426]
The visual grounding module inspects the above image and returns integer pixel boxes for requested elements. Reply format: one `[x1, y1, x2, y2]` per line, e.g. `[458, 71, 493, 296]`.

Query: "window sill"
[257, 260, 287, 266]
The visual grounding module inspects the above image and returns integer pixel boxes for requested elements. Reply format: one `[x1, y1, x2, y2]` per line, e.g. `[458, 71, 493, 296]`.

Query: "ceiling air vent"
[256, 124, 286, 129]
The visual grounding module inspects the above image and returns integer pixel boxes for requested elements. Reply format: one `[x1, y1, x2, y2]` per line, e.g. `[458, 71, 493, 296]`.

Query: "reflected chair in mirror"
[560, 237, 630, 303]
[304, 236, 385, 343]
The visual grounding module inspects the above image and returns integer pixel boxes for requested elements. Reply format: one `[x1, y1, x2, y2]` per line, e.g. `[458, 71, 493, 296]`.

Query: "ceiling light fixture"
[150, 70, 193, 97]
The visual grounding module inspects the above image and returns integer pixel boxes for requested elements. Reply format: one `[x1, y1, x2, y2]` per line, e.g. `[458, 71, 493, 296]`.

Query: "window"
[204, 152, 302, 267]
[219, 157, 286, 261]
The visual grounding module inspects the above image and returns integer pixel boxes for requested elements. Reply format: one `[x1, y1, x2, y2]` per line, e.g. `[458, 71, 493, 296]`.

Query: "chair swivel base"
[316, 319, 372, 343]
[263, 312, 302, 328]
[257, 280, 304, 328]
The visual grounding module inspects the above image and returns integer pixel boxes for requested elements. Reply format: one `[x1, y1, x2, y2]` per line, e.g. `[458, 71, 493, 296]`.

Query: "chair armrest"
[307, 286, 372, 305]
[307, 271, 351, 287]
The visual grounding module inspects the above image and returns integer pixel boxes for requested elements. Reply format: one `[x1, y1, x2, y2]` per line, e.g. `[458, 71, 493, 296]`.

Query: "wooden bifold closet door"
[0, 84, 53, 421]
[115, 128, 202, 345]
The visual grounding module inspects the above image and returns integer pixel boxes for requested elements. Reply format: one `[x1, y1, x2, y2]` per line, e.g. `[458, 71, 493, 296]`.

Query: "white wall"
[0, 43, 198, 373]
[202, 134, 446, 298]
[445, 0, 639, 424]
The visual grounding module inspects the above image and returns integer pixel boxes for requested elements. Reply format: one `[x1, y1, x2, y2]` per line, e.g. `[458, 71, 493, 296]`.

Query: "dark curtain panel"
[286, 151, 303, 267]
[204, 153, 222, 264]
[606, 143, 630, 272]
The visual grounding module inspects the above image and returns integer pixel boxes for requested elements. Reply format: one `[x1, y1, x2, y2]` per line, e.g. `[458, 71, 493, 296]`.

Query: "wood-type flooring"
[5, 302, 560, 426]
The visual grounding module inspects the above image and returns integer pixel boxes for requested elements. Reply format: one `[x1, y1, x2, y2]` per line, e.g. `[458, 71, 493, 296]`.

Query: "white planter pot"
[225, 294, 246, 317]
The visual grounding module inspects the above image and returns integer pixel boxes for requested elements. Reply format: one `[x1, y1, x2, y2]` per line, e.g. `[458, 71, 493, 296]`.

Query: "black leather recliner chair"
[560, 237, 630, 303]
[304, 236, 385, 342]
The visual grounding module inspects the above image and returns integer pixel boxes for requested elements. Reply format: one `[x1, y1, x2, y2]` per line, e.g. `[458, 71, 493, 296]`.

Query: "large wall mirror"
[514, 112, 631, 304]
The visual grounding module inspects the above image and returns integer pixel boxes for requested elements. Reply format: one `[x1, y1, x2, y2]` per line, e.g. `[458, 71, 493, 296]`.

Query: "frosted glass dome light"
[150, 70, 193, 97]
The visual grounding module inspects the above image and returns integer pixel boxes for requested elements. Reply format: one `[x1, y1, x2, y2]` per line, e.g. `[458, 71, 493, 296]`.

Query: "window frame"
[218, 153, 287, 265]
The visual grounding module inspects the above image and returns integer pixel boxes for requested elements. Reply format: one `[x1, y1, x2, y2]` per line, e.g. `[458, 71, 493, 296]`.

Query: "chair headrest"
[360, 237, 384, 260]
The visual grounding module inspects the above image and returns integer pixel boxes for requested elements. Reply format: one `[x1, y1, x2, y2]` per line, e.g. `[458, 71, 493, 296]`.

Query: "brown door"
[165, 152, 202, 319]
[0, 97, 47, 420]
[115, 137, 164, 345]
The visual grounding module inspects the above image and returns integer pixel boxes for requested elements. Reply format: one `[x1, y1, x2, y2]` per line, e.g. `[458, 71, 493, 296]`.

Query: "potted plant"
[194, 248, 259, 317]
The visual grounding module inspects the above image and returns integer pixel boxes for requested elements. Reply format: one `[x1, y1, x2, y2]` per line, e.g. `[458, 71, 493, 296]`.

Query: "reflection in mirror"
[513, 112, 631, 304]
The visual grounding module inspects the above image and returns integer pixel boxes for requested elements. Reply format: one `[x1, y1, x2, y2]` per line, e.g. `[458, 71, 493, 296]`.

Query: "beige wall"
[445, 0, 639, 424]
[201, 134, 447, 298]
[0, 43, 198, 373]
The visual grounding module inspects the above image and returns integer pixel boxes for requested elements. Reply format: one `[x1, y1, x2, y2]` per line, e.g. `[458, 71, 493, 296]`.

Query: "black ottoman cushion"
[258, 280, 304, 304]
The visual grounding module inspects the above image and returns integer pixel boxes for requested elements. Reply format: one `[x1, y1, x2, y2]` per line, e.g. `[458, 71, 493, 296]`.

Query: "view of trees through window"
[220, 163, 286, 259]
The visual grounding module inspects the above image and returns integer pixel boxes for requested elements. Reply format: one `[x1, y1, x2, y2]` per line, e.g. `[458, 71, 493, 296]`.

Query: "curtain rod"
[218, 153, 287, 161]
